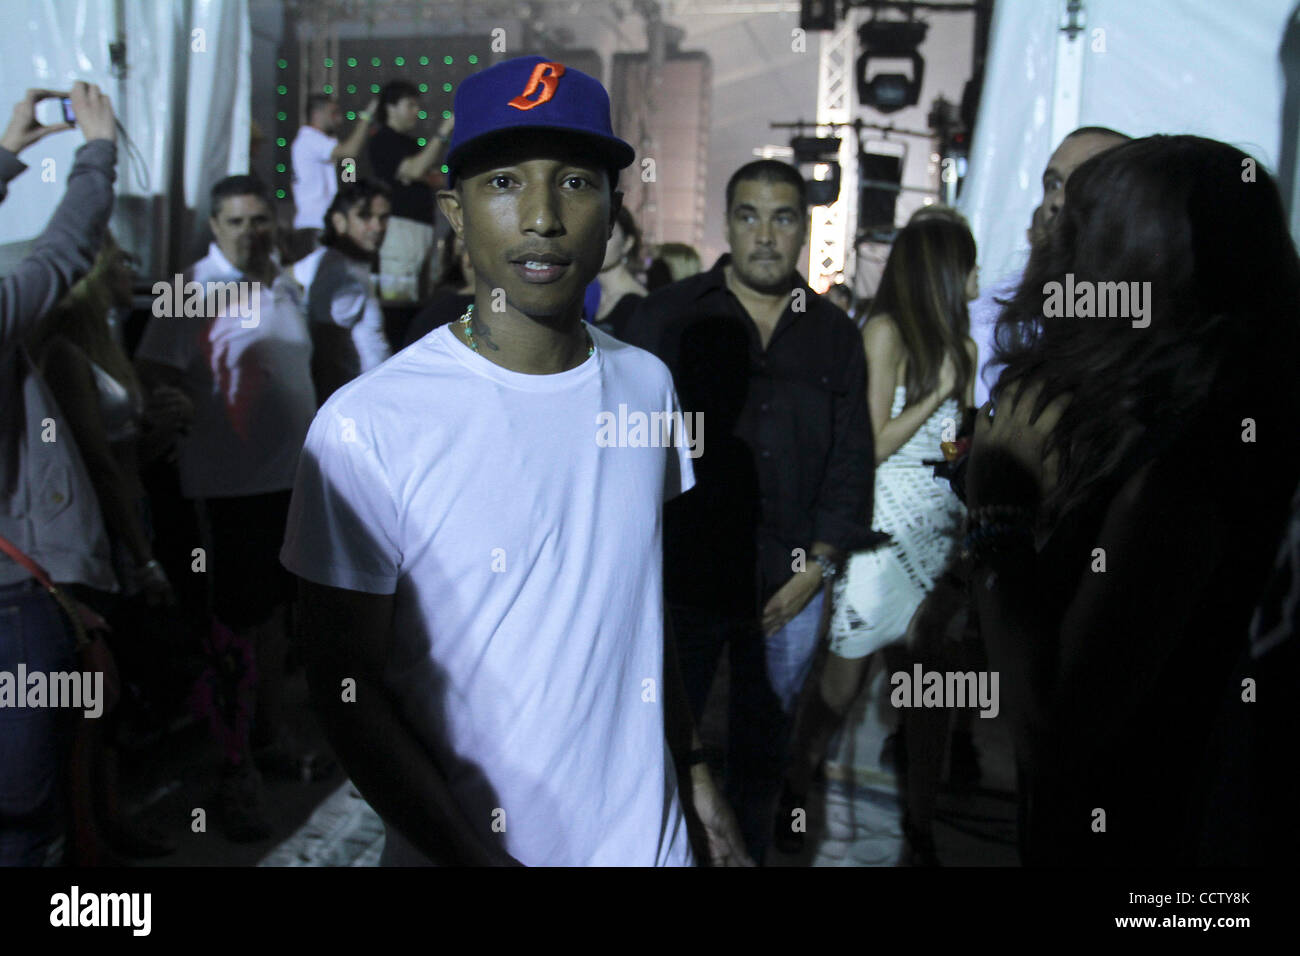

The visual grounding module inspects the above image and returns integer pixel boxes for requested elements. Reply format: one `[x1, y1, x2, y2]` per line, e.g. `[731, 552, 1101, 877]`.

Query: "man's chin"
[737, 268, 795, 295]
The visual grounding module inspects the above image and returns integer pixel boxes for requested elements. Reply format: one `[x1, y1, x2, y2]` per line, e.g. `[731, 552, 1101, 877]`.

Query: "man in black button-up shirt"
[625, 160, 874, 858]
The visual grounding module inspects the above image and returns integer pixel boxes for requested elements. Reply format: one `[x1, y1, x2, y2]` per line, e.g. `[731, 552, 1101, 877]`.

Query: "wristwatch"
[812, 553, 841, 581]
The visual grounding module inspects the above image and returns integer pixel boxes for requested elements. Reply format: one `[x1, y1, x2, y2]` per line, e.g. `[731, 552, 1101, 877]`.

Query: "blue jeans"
[0, 579, 76, 866]
[671, 590, 825, 861]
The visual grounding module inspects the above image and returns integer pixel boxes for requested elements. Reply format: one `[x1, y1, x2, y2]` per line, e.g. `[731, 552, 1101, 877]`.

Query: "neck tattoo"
[457, 303, 594, 360]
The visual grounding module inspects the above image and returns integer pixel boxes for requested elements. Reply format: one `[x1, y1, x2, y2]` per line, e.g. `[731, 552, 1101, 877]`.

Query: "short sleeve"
[280, 404, 402, 594]
[134, 312, 199, 370]
[327, 277, 368, 329]
[664, 382, 696, 503]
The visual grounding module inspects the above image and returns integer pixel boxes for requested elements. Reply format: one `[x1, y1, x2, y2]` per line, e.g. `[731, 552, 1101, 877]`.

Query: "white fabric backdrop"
[0, 0, 251, 276]
[961, 0, 1298, 291]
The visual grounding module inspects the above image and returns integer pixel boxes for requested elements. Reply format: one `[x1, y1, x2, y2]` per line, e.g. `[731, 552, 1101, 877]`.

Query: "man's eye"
[563, 175, 592, 189]
[488, 175, 513, 188]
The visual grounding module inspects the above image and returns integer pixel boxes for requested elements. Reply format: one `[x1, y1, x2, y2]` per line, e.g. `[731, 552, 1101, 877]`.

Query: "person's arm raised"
[299, 578, 521, 866]
[395, 114, 453, 184]
[329, 98, 378, 164]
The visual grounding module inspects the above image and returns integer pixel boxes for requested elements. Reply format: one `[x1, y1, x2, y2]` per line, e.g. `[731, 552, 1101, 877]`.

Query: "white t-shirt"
[280, 324, 697, 867]
[135, 243, 316, 499]
[291, 125, 338, 230]
[292, 246, 391, 380]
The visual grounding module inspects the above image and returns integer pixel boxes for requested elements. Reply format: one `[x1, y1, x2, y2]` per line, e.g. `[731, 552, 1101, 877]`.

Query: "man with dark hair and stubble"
[282, 56, 751, 866]
[624, 159, 875, 861]
[135, 174, 321, 842]
[292, 178, 393, 404]
[368, 80, 455, 303]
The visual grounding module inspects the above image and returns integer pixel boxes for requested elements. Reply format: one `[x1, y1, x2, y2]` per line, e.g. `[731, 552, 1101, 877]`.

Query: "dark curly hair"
[991, 134, 1300, 522]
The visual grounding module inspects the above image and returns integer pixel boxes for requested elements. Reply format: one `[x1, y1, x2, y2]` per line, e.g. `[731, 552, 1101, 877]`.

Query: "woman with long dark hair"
[777, 217, 978, 857]
[967, 135, 1300, 865]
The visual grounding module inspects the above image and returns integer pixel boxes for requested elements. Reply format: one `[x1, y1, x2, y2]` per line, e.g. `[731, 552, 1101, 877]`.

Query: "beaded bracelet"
[962, 520, 1034, 564]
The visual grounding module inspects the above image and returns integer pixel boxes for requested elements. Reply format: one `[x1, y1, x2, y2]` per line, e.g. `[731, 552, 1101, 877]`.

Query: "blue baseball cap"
[445, 55, 635, 185]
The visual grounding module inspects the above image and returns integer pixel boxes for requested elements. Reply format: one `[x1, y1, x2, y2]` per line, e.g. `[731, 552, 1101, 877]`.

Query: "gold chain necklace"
[457, 303, 594, 358]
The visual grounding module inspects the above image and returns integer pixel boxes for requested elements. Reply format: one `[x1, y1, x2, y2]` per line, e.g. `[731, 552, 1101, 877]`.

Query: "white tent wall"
[961, 0, 1299, 299]
[0, 0, 252, 277]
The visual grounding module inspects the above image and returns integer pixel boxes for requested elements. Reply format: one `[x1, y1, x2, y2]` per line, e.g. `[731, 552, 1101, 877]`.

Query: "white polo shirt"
[280, 325, 696, 866]
[135, 244, 316, 499]
[291, 125, 338, 231]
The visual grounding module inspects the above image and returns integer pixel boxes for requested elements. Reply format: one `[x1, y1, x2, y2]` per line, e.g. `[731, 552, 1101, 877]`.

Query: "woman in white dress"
[777, 215, 978, 858]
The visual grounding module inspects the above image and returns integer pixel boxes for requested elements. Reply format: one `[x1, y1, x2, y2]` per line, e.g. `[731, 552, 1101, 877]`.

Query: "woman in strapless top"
[776, 215, 979, 862]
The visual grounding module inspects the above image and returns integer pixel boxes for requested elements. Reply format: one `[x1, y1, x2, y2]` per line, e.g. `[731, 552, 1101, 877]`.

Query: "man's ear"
[436, 186, 465, 240]
[608, 188, 624, 240]
[329, 210, 348, 237]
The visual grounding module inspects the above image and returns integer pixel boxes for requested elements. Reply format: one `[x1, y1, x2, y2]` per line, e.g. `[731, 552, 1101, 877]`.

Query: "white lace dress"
[829, 385, 965, 659]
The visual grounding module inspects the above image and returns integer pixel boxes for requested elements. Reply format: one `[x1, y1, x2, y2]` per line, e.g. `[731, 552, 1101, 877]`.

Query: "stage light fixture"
[800, 0, 838, 32]
[791, 135, 843, 206]
[856, 18, 928, 114]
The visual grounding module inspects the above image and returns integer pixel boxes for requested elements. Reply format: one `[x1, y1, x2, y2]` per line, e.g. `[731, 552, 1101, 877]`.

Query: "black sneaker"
[218, 762, 273, 843]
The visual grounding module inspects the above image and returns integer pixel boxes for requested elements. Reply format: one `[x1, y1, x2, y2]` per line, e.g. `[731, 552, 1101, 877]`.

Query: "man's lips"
[510, 259, 570, 283]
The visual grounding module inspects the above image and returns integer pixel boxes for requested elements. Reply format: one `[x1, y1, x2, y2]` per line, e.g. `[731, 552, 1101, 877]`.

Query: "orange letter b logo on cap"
[508, 61, 566, 111]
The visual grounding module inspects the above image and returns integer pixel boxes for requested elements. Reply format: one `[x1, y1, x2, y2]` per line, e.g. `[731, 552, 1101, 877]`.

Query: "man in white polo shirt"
[137, 174, 318, 842]
[281, 56, 750, 866]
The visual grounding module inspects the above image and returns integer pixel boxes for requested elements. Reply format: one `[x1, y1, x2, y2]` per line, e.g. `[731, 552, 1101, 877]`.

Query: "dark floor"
[101, 634, 1016, 867]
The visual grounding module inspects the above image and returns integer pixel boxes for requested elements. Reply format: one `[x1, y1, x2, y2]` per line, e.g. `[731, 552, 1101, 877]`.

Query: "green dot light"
[346, 110, 356, 120]
[443, 82, 453, 92]
[444, 55, 454, 65]
[324, 57, 333, 68]
[468, 55, 478, 64]
[370, 83, 380, 93]
[418, 82, 428, 92]
[276, 188, 286, 199]
[276, 85, 287, 95]
[419, 56, 429, 66]
[277, 59, 287, 69]
[417, 137, 427, 147]
[276, 163, 286, 173]
[441, 164, 449, 174]
[323, 84, 333, 94]
[417, 110, 427, 119]
[346, 84, 356, 94]
[371, 57, 381, 67]
[347, 57, 357, 67]
[276, 137, 286, 147]
[442, 109, 451, 119]
[276, 111, 286, 121]
[395, 57, 405, 66]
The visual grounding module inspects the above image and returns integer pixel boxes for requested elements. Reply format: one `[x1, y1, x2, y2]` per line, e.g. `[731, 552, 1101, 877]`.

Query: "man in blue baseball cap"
[282, 55, 750, 866]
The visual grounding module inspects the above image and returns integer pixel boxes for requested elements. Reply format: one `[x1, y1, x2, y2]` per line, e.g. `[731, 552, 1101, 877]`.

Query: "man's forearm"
[400, 136, 447, 182]
[330, 119, 371, 164]
[306, 664, 508, 865]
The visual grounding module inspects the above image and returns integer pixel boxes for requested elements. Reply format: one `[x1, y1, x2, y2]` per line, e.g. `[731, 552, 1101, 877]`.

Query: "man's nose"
[522, 185, 563, 235]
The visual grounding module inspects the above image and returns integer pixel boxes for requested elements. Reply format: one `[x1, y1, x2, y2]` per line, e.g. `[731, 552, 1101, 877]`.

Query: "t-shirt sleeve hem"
[280, 549, 398, 595]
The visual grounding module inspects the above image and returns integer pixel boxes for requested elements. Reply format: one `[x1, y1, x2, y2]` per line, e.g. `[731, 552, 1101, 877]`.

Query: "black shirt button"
[760, 402, 770, 412]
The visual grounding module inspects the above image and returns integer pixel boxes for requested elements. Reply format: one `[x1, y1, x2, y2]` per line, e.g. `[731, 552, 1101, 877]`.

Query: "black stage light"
[800, 0, 839, 32]
[859, 149, 903, 232]
[792, 135, 843, 206]
[856, 18, 928, 114]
